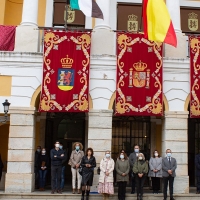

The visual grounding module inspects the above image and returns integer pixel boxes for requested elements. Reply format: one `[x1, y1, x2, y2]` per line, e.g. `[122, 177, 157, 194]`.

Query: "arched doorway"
[30, 86, 91, 188]
[45, 112, 86, 185]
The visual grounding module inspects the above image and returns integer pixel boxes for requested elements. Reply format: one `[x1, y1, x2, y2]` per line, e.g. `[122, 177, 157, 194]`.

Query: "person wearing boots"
[98, 150, 115, 200]
[133, 153, 148, 200]
[70, 142, 84, 194]
[116, 151, 130, 200]
[80, 148, 96, 200]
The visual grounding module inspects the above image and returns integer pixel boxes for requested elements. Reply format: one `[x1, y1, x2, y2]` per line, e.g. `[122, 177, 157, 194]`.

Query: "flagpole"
[64, 0, 68, 30]
[139, 0, 144, 32]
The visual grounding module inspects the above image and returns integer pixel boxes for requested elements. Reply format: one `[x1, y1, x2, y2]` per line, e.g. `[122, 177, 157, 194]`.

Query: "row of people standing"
[98, 146, 177, 200]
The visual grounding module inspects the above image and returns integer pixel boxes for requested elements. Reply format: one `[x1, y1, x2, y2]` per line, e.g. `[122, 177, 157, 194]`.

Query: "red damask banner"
[0, 26, 16, 51]
[190, 36, 200, 118]
[39, 31, 91, 112]
[115, 33, 163, 116]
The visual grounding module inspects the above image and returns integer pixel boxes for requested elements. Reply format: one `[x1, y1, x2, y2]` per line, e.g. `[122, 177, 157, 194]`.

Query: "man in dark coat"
[129, 145, 140, 194]
[34, 146, 41, 189]
[195, 153, 200, 194]
[0, 154, 4, 181]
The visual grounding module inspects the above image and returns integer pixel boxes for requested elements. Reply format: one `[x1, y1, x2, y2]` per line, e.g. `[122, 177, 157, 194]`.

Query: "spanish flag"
[143, 0, 177, 47]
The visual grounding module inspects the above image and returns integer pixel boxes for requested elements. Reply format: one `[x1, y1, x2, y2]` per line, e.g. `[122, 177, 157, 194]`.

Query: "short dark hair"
[166, 149, 171, 153]
[37, 146, 41, 148]
[55, 140, 60, 144]
[153, 150, 160, 158]
[118, 152, 128, 160]
[134, 144, 140, 149]
[86, 148, 94, 156]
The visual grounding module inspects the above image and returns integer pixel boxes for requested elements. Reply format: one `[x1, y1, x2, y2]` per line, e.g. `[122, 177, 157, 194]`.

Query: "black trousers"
[131, 174, 136, 192]
[151, 177, 160, 191]
[163, 176, 174, 199]
[118, 181, 127, 200]
[51, 165, 62, 190]
[135, 176, 146, 196]
[197, 176, 200, 192]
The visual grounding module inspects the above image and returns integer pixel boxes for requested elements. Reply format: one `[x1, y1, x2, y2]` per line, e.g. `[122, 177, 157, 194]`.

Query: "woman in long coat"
[81, 147, 96, 200]
[133, 153, 148, 200]
[148, 150, 162, 194]
[70, 142, 84, 194]
[115, 152, 130, 200]
[98, 150, 115, 200]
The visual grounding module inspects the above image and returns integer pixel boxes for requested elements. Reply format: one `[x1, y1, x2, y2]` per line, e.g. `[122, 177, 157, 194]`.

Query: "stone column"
[166, 0, 181, 33]
[88, 109, 113, 192]
[165, 0, 187, 58]
[14, 0, 40, 52]
[21, 0, 38, 26]
[5, 107, 36, 193]
[162, 111, 189, 194]
[91, 0, 115, 56]
[95, 0, 110, 29]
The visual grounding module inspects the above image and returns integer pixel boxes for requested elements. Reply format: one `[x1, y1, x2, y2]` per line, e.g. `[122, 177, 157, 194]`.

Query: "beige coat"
[70, 150, 84, 168]
[99, 158, 115, 183]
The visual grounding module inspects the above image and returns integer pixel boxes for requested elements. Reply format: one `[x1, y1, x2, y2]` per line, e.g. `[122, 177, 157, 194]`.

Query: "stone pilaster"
[14, 0, 40, 52]
[88, 109, 113, 192]
[91, 0, 115, 56]
[5, 107, 36, 193]
[162, 111, 189, 194]
[164, 0, 187, 58]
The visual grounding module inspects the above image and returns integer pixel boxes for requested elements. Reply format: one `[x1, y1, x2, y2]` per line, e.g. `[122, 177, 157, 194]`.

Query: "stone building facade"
[0, 0, 199, 194]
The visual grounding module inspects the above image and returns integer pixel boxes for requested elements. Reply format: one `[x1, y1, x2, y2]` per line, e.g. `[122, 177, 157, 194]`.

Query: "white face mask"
[120, 155, 124, 159]
[138, 156, 143, 160]
[154, 153, 158, 157]
[42, 151, 46, 154]
[55, 144, 60, 148]
[105, 154, 110, 158]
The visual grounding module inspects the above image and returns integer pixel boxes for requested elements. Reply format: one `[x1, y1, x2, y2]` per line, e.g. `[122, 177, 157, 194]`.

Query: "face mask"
[105, 154, 110, 158]
[42, 151, 46, 154]
[76, 146, 80, 151]
[154, 153, 158, 157]
[59, 146, 63, 149]
[134, 149, 139, 153]
[37, 149, 41, 153]
[138, 156, 143, 160]
[120, 155, 124, 159]
[167, 153, 171, 157]
[55, 144, 60, 148]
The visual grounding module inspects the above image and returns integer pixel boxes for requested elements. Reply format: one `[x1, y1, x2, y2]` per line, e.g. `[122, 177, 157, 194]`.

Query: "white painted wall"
[0, 52, 42, 113]
[0, 51, 190, 113]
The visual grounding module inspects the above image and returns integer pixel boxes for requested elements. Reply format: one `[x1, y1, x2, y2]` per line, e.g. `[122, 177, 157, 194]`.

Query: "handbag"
[79, 167, 83, 176]
[97, 167, 100, 175]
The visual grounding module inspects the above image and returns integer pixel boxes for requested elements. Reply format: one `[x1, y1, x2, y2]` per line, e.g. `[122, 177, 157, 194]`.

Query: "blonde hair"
[138, 153, 145, 160]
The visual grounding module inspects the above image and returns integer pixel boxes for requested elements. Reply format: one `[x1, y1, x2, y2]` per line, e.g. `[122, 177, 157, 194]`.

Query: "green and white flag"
[70, 0, 104, 19]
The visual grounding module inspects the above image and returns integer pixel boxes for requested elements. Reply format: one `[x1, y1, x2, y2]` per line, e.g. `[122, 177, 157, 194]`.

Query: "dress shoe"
[196, 191, 200, 194]
[57, 190, 62, 194]
[51, 190, 55, 194]
[72, 189, 76, 194]
[78, 189, 81, 194]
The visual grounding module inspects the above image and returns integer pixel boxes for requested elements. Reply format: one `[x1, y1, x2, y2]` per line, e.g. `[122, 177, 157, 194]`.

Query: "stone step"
[1, 193, 200, 200]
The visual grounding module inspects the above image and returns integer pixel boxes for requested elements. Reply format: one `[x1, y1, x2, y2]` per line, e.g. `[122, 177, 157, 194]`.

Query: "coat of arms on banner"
[57, 55, 75, 91]
[127, 14, 138, 32]
[188, 12, 198, 31]
[64, 5, 75, 23]
[129, 61, 150, 88]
